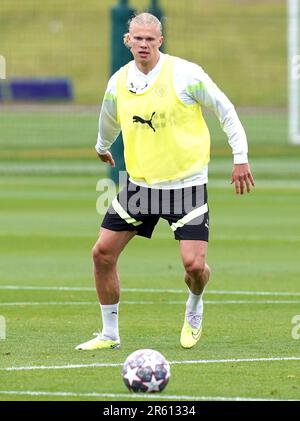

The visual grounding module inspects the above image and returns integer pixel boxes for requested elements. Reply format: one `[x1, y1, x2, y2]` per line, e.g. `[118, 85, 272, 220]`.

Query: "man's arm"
[95, 73, 120, 167]
[184, 63, 255, 194]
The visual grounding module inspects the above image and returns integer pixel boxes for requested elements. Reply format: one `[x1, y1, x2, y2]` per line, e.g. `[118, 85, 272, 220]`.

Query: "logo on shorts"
[133, 112, 156, 132]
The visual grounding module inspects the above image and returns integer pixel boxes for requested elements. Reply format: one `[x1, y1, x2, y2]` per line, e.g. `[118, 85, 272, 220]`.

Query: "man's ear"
[123, 32, 132, 49]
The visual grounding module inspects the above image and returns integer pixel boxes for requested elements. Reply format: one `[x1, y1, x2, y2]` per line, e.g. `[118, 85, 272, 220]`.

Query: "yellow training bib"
[116, 55, 210, 185]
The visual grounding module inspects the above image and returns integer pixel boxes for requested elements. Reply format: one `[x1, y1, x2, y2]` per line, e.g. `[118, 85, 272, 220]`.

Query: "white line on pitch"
[2, 356, 300, 372]
[0, 301, 155, 306]
[0, 301, 99, 306]
[0, 390, 295, 401]
[168, 300, 300, 304]
[1, 300, 300, 307]
[0, 285, 300, 296]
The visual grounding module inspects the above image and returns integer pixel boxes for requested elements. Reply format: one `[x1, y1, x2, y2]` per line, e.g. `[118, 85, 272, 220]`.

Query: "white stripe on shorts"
[112, 197, 143, 227]
[171, 203, 208, 232]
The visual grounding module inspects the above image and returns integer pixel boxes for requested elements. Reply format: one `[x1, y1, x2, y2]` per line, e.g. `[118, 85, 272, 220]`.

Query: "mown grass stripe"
[1, 300, 300, 306]
[2, 356, 300, 372]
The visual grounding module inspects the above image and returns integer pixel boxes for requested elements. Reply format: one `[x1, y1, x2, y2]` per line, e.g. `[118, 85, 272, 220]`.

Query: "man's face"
[129, 23, 163, 69]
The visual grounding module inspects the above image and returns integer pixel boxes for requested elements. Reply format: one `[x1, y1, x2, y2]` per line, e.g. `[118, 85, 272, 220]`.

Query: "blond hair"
[123, 12, 162, 49]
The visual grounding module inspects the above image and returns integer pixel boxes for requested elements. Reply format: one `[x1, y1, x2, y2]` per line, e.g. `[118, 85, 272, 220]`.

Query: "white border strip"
[1, 285, 300, 296]
[0, 390, 296, 401]
[2, 356, 300, 372]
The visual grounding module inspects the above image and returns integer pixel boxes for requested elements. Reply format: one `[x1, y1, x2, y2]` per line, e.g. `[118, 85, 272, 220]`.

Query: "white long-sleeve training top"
[95, 52, 248, 189]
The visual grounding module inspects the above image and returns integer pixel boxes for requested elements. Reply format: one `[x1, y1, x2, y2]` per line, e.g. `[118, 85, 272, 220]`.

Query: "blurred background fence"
[0, 0, 286, 106]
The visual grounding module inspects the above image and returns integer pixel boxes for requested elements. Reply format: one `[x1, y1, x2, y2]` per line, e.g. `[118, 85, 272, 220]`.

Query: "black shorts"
[101, 180, 209, 241]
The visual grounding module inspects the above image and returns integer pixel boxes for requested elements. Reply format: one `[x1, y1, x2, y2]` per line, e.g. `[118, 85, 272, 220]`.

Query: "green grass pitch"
[0, 109, 299, 401]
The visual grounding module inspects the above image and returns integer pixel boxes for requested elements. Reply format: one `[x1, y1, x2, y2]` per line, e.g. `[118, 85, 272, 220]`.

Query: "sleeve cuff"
[233, 153, 248, 164]
[95, 145, 108, 155]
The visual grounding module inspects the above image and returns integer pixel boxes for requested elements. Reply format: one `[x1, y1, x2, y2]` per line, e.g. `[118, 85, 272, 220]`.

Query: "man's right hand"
[97, 151, 115, 167]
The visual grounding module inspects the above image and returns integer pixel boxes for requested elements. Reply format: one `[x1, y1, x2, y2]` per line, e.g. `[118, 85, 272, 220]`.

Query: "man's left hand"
[231, 163, 255, 195]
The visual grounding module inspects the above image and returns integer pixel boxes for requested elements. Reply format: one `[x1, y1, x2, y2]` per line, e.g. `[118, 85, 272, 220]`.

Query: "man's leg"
[93, 228, 136, 304]
[180, 240, 210, 294]
[179, 240, 210, 348]
[76, 228, 136, 350]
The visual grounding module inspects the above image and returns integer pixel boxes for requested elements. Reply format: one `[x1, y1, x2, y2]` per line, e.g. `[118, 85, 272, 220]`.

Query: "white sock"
[100, 303, 120, 341]
[186, 290, 203, 315]
[185, 290, 204, 329]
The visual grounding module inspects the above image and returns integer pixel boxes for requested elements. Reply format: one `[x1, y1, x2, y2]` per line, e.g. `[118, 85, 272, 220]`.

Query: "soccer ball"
[122, 349, 170, 393]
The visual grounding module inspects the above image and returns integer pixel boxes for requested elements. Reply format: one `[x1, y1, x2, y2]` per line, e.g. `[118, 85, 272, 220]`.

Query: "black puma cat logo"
[133, 112, 156, 132]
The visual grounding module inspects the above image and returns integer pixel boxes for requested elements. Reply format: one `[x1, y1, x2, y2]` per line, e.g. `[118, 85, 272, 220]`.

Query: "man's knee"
[92, 242, 116, 268]
[183, 256, 206, 277]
